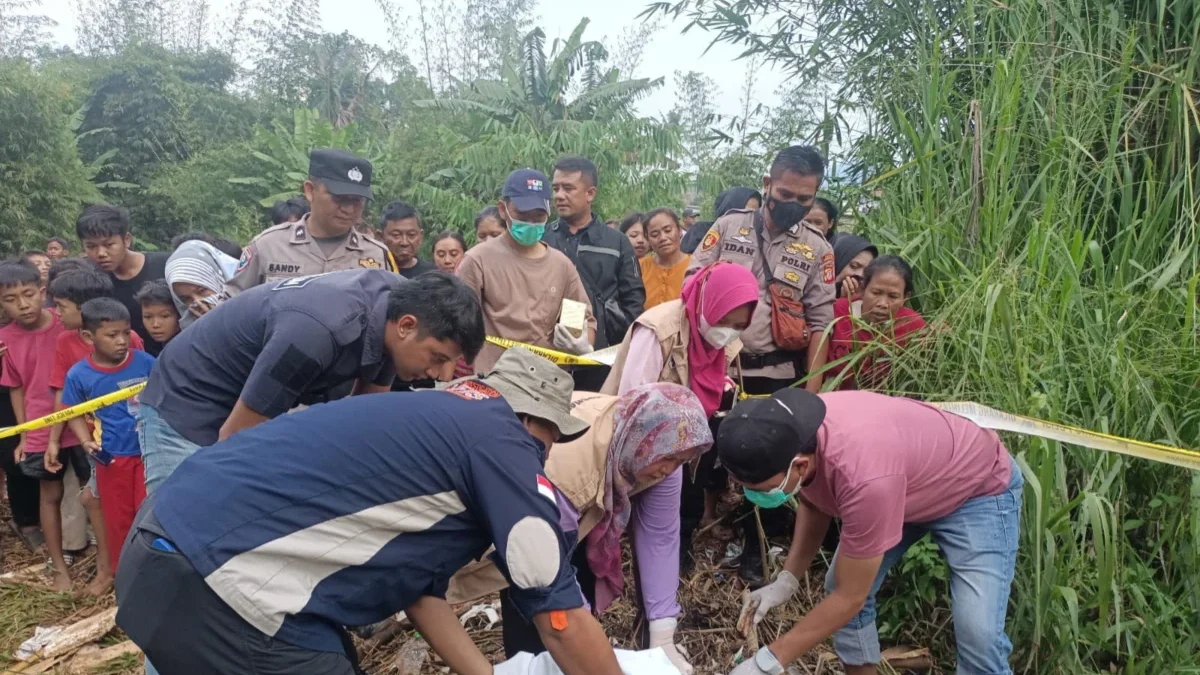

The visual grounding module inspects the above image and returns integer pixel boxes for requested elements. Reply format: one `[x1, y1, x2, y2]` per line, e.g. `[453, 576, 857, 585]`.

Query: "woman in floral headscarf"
[447, 383, 711, 675]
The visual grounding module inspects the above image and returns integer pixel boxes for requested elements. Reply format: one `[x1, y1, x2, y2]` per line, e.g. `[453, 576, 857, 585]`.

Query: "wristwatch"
[754, 647, 785, 675]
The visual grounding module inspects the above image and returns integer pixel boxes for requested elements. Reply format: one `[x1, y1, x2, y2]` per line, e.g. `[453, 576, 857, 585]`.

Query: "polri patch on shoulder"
[700, 228, 720, 252]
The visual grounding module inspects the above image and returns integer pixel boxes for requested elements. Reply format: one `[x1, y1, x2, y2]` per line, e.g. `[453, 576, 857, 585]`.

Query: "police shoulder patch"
[700, 229, 720, 252]
[821, 252, 836, 284]
[235, 246, 253, 273]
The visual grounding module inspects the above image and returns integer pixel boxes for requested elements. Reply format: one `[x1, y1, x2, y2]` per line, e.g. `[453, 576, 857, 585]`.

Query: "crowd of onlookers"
[0, 145, 926, 603]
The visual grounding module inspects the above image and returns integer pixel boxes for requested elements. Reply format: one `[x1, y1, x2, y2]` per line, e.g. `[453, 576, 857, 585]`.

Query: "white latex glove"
[649, 618, 693, 675]
[729, 647, 785, 675]
[738, 570, 800, 630]
[552, 324, 593, 355]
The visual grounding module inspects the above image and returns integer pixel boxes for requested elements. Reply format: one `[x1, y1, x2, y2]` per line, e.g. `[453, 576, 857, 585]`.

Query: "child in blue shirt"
[54, 298, 155, 571]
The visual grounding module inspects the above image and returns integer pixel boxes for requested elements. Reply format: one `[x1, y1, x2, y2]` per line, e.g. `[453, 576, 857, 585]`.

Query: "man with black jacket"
[543, 156, 646, 365]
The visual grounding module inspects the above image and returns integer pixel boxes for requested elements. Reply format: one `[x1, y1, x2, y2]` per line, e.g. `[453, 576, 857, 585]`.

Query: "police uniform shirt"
[224, 215, 395, 296]
[687, 208, 836, 380]
[150, 388, 585, 652]
[139, 269, 403, 446]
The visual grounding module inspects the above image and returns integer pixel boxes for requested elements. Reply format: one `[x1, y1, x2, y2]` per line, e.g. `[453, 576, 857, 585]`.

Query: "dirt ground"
[0, 497, 872, 675]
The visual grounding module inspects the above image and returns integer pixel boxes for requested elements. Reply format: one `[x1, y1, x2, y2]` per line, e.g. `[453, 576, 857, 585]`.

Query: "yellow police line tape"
[930, 402, 1200, 472]
[5, 355, 1196, 472]
[485, 336, 620, 367]
[0, 382, 146, 440]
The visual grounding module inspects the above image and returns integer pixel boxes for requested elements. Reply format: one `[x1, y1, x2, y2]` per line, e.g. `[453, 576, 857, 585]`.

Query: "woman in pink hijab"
[603, 261, 759, 402]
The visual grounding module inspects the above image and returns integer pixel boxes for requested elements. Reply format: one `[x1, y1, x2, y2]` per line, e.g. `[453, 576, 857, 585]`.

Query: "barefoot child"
[0, 260, 110, 593]
[56, 299, 153, 571]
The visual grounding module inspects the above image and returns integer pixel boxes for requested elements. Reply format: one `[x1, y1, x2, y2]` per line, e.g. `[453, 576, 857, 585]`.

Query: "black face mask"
[765, 185, 812, 230]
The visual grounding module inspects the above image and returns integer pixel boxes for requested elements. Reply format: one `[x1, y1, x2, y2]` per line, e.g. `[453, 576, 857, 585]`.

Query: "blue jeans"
[825, 458, 1023, 674]
[136, 403, 201, 495]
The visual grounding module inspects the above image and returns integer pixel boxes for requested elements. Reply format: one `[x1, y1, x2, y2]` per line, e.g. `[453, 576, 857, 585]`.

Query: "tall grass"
[850, 0, 1200, 671]
[654, 0, 1199, 668]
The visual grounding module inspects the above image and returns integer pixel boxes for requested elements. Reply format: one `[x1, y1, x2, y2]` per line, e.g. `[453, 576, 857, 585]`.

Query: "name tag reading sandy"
[559, 299, 587, 337]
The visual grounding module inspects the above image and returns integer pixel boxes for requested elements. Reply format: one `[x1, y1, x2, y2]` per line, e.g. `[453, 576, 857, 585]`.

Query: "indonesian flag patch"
[536, 475, 556, 504]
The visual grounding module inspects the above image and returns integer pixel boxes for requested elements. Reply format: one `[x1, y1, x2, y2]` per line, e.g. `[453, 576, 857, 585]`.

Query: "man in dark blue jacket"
[543, 155, 645, 356]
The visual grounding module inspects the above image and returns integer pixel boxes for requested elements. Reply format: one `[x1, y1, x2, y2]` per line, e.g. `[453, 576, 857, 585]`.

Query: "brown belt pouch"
[754, 212, 811, 351]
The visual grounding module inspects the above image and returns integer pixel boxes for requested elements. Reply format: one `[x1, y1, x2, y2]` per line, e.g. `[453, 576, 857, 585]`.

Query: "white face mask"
[699, 314, 740, 349]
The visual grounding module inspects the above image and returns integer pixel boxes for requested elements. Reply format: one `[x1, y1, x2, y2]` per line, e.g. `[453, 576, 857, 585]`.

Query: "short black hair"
[76, 204, 131, 240]
[863, 255, 915, 295]
[23, 250, 48, 260]
[212, 238, 243, 259]
[0, 260, 42, 289]
[80, 297, 130, 332]
[769, 145, 825, 181]
[380, 200, 420, 228]
[170, 232, 243, 259]
[47, 237, 70, 249]
[269, 197, 310, 225]
[619, 212, 645, 234]
[474, 206, 503, 232]
[134, 279, 175, 309]
[47, 258, 96, 290]
[432, 231, 466, 251]
[49, 270, 113, 307]
[170, 232, 215, 249]
[387, 271, 485, 363]
[553, 155, 599, 188]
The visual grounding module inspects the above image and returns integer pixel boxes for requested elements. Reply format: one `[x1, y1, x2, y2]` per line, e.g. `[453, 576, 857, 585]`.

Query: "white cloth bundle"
[494, 649, 681, 675]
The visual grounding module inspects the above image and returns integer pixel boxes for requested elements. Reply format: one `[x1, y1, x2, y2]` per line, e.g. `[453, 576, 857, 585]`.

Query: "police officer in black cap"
[225, 149, 397, 296]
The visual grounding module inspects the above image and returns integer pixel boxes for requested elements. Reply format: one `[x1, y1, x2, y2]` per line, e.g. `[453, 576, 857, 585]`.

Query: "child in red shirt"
[50, 269, 145, 392]
[0, 261, 110, 593]
[826, 255, 926, 390]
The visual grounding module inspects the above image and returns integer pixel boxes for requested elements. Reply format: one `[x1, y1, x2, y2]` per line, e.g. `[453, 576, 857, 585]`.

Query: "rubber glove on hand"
[649, 618, 693, 675]
[729, 648, 785, 675]
[552, 324, 593, 355]
[738, 570, 800, 631]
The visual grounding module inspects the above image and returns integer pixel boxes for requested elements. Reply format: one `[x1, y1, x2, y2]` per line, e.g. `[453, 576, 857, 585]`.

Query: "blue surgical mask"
[509, 219, 546, 246]
[743, 461, 801, 509]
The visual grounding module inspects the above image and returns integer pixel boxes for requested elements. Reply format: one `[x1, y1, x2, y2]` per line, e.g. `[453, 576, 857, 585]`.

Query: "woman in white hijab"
[165, 240, 239, 328]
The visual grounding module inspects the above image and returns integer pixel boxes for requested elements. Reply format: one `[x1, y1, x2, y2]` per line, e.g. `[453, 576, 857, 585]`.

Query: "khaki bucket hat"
[468, 347, 590, 442]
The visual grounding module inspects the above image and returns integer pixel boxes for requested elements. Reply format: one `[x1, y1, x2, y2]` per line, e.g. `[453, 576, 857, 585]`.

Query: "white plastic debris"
[458, 601, 501, 630]
[494, 648, 681, 675]
[15, 625, 63, 661]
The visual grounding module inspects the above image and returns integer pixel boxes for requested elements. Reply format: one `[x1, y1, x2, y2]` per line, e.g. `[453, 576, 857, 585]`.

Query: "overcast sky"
[36, 0, 786, 120]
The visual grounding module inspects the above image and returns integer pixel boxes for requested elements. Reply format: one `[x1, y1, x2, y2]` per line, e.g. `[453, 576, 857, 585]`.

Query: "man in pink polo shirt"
[718, 389, 1022, 675]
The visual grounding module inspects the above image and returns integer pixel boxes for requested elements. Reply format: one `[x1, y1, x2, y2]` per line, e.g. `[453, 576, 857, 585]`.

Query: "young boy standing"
[134, 281, 180, 346]
[0, 261, 109, 593]
[50, 270, 145, 388]
[57, 298, 154, 571]
[75, 205, 169, 355]
[48, 269, 145, 542]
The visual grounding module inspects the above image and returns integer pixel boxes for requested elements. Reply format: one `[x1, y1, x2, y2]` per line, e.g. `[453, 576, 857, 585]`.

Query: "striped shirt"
[152, 388, 584, 652]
